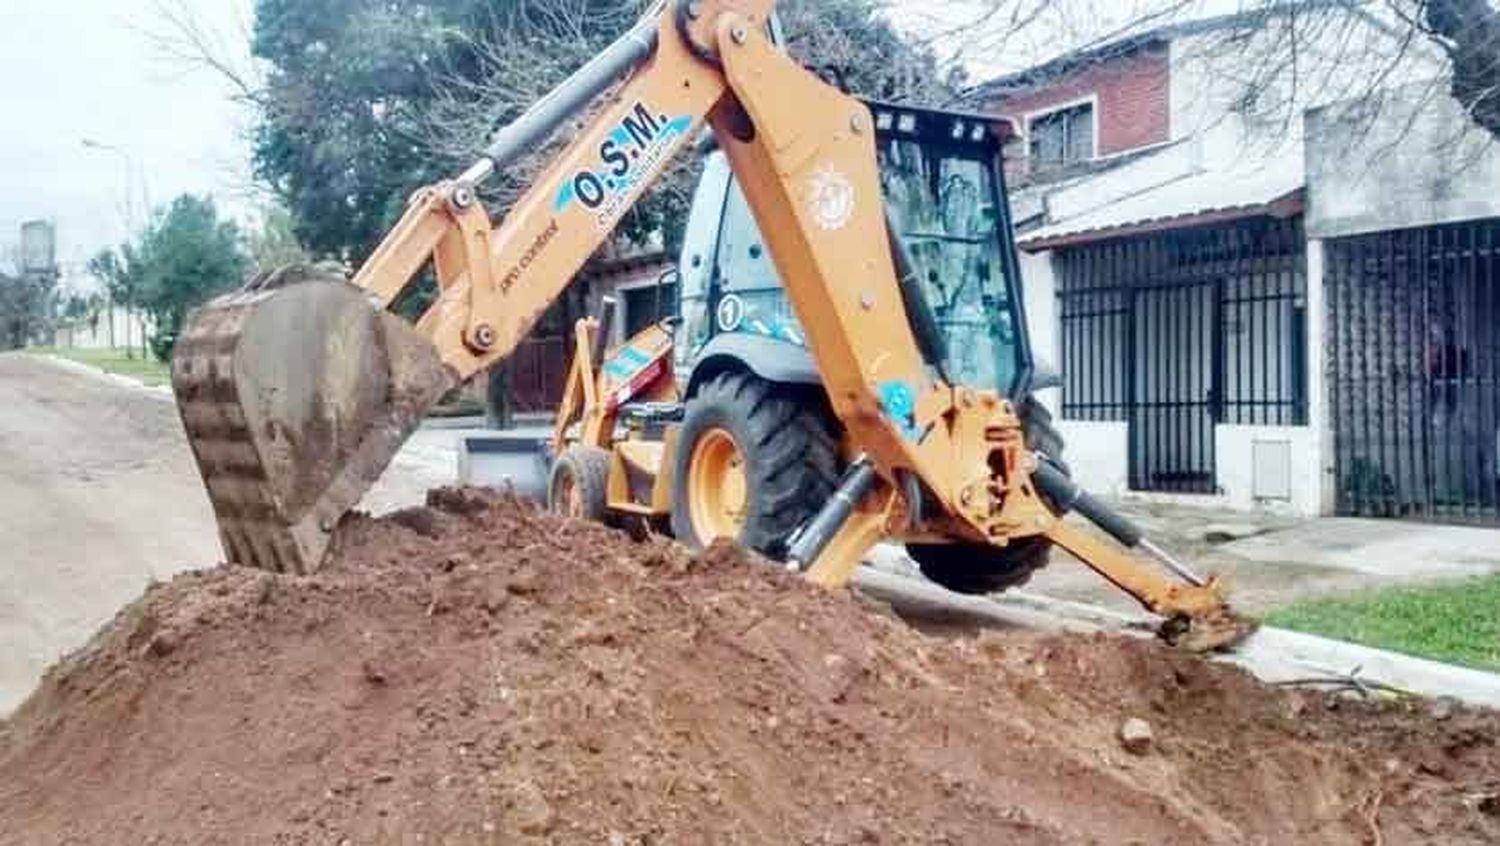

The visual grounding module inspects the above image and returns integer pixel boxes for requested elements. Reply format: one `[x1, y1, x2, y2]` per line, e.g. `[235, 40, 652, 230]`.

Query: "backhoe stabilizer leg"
[792, 465, 893, 590]
[1041, 521, 1257, 652]
[800, 507, 889, 590]
[786, 456, 878, 574]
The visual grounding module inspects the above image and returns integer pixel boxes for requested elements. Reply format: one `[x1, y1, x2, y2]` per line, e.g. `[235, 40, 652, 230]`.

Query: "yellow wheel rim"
[687, 427, 748, 542]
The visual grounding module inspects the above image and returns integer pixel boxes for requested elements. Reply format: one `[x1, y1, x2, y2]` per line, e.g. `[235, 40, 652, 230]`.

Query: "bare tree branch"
[138, 0, 264, 107]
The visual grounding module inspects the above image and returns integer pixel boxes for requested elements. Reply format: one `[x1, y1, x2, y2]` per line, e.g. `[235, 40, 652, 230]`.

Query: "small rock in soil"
[427, 487, 490, 516]
[143, 631, 178, 658]
[1429, 696, 1458, 721]
[361, 659, 387, 685]
[388, 507, 441, 539]
[509, 780, 554, 835]
[1119, 717, 1154, 755]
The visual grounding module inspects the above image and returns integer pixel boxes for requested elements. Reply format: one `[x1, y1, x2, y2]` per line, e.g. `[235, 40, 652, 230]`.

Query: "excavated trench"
[2, 489, 1497, 844]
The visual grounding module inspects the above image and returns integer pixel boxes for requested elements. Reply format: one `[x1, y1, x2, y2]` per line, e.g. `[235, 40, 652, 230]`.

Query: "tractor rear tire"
[910, 396, 1068, 595]
[549, 445, 611, 524]
[907, 539, 1051, 595]
[670, 372, 839, 558]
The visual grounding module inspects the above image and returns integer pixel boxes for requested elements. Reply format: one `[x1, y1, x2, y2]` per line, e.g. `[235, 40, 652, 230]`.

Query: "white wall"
[1057, 420, 1129, 495]
[1066, 424, 1318, 516]
[1018, 247, 1060, 398]
[1305, 83, 1500, 239]
[1058, 421, 1321, 516]
[1215, 424, 1320, 516]
[1168, 11, 1442, 163]
[52, 306, 150, 351]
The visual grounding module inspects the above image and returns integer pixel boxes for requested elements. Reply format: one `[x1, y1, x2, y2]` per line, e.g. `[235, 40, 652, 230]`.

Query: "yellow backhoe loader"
[172, 0, 1253, 649]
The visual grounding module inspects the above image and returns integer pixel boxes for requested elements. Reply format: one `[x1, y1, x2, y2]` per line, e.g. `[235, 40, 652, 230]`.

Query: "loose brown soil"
[2, 490, 1497, 844]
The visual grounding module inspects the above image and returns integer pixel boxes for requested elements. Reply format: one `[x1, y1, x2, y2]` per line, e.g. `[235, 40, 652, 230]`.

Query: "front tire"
[669, 372, 838, 557]
[548, 445, 611, 523]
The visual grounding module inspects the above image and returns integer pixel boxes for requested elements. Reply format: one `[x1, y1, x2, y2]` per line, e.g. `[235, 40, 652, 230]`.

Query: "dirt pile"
[2, 490, 1498, 844]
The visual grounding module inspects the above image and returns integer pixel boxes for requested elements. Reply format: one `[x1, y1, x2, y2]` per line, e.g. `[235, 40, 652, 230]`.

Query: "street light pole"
[81, 138, 147, 357]
[81, 138, 138, 234]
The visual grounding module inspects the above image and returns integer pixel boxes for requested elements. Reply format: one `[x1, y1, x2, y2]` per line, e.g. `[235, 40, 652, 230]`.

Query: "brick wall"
[990, 43, 1171, 162]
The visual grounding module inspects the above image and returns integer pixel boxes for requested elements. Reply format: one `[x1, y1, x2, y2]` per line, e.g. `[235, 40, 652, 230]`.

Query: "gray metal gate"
[1326, 219, 1500, 523]
[1057, 218, 1307, 493]
[1128, 280, 1218, 492]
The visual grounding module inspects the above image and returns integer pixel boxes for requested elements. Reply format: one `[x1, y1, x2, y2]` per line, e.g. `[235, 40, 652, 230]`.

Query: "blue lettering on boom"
[555, 100, 692, 226]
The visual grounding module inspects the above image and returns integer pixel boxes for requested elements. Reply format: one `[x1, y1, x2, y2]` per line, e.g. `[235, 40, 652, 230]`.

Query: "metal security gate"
[1326, 219, 1500, 523]
[1058, 218, 1307, 493]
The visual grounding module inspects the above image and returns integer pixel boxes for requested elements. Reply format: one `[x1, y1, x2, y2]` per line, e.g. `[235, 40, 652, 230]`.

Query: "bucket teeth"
[172, 270, 452, 574]
[1159, 609, 1260, 653]
[173, 288, 322, 573]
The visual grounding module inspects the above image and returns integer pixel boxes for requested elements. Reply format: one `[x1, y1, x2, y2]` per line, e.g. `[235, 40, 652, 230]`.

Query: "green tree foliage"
[95, 196, 248, 361]
[88, 247, 147, 358]
[88, 248, 139, 316]
[246, 204, 313, 273]
[251, 0, 955, 261]
[252, 0, 455, 260]
[138, 196, 248, 359]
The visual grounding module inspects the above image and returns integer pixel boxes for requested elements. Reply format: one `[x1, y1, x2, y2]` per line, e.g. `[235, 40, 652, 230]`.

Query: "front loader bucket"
[457, 432, 552, 502]
[172, 273, 453, 573]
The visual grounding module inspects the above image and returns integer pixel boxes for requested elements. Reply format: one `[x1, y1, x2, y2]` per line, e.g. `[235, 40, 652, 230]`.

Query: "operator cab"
[675, 101, 1033, 398]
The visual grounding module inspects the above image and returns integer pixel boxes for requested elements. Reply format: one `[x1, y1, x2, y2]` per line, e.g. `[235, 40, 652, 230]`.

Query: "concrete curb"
[854, 568, 1500, 709]
[1227, 627, 1500, 708]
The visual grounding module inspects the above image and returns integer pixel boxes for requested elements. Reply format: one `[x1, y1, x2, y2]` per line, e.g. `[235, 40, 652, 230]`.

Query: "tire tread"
[671, 372, 839, 557]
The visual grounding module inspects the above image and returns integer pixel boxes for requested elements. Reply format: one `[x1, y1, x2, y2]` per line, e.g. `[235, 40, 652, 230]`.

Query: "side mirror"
[655, 266, 682, 326]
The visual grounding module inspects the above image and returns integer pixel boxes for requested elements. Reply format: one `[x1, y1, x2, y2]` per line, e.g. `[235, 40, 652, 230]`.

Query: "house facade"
[978, 8, 1500, 524]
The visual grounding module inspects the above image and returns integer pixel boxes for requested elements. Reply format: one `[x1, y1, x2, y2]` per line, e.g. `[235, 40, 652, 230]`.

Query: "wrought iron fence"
[1326, 219, 1499, 523]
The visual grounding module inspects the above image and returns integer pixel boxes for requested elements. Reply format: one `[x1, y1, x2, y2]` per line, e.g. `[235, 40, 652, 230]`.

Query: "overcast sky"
[0, 0, 254, 288]
[0, 0, 1231, 292]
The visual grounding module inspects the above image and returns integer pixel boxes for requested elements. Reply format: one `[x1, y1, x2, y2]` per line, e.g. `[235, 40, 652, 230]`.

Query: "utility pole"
[82, 138, 149, 359]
